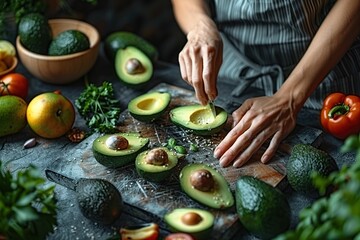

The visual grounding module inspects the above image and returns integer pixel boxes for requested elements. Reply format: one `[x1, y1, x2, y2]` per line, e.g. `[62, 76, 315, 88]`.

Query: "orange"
[27, 91, 75, 139]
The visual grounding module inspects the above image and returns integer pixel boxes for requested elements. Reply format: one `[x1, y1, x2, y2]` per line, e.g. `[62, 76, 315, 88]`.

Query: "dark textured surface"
[1, 1, 357, 239]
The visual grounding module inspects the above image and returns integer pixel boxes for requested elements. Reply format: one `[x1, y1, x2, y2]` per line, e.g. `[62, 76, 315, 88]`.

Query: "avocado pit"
[181, 212, 203, 226]
[105, 135, 129, 150]
[145, 148, 169, 166]
[190, 169, 215, 192]
[125, 58, 145, 74]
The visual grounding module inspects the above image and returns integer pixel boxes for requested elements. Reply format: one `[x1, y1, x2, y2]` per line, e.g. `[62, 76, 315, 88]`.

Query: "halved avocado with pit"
[115, 46, 153, 88]
[128, 91, 171, 122]
[180, 163, 234, 209]
[135, 147, 178, 182]
[92, 133, 149, 168]
[169, 104, 228, 136]
[164, 208, 214, 240]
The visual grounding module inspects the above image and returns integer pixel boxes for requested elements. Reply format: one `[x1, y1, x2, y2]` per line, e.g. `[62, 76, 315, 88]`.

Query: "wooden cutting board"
[77, 83, 322, 239]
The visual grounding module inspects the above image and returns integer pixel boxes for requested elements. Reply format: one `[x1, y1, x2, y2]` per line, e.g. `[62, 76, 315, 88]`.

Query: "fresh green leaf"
[75, 81, 121, 133]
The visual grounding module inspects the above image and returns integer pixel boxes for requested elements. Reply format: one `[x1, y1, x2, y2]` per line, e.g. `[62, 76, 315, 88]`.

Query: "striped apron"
[212, 0, 360, 109]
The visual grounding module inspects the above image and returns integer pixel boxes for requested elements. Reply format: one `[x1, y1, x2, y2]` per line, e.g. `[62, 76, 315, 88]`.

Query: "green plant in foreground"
[0, 161, 57, 240]
[276, 133, 360, 240]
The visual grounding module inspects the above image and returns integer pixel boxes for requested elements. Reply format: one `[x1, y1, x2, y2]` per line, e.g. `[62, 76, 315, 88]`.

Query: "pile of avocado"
[104, 31, 159, 88]
[18, 13, 90, 55]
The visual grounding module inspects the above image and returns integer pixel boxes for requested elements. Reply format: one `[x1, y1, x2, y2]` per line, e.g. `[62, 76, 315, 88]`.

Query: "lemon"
[0, 40, 16, 60]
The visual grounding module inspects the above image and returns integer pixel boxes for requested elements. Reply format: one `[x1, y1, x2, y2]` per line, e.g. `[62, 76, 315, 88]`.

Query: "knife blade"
[208, 100, 216, 118]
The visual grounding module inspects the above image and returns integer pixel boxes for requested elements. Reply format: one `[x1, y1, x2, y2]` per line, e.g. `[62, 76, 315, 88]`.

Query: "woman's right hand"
[178, 17, 223, 105]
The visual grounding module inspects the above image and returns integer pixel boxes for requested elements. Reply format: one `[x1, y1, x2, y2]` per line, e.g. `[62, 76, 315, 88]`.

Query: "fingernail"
[213, 149, 220, 159]
[219, 157, 226, 167]
[261, 155, 268, 163]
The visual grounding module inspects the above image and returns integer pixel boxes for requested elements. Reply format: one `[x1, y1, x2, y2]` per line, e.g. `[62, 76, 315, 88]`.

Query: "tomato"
[0, 73, 29, 99]
[165, 233, 195, 240]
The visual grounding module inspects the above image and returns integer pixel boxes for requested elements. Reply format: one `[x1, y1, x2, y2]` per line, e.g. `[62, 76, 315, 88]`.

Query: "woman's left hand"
[214, 94, 298, 168]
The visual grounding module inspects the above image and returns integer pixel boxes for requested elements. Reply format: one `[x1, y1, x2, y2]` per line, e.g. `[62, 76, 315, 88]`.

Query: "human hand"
[214, 95, 299, 168]
[179, 17, 223, 105]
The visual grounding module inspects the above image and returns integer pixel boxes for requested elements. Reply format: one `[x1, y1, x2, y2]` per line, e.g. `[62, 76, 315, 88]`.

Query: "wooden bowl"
[0, 56, 18, 77]
[16, 18, 100, 84]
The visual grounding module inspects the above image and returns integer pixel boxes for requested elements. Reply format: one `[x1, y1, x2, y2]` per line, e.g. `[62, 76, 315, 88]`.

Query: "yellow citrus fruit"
[0, 40, 16, 60]
[27, 92, 75, 139]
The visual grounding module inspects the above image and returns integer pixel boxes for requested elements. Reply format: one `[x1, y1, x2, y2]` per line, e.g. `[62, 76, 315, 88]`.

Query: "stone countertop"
[0, 42, 356, 240]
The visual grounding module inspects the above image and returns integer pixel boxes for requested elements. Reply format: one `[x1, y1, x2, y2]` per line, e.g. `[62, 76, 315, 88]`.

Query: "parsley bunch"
[75, 81, 121, 133]
[0, 162, 57, 240]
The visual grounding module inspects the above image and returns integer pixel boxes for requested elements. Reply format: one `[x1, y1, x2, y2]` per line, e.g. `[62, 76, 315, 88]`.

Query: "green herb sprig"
[75, 81, 121, 134]
[0, 161, 57, 240]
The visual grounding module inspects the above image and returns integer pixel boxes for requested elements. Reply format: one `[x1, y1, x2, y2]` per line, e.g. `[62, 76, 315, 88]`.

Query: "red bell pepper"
[320, 92, 360, 139]
[119, 223, 159, 240]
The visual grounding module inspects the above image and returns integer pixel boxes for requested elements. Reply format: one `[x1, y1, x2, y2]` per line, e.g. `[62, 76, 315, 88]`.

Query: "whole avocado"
[235, 176, 291, 240]
[48, 30, 90, 56]
[76, 178, 123, 225]
[286, 144, 338, 196]
[18, 13, 52, 54]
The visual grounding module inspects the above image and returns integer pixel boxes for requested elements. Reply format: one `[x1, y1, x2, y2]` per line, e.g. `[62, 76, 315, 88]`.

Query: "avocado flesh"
[115, 46, 153, 87]
[286, 143, 338, 196]
[135, 147, 178, 182]
[104, 31, 159, 62]
[235, 176, 291, 240]
[128, 91, 171, 122]
[170, 105, 228, 136]
[164, 208, 214, 240]
[92, 133, 149, 168]
[180, 163, 234, 209]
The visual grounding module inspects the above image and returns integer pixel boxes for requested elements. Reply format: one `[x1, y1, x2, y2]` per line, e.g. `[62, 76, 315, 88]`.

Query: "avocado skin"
[235, 176, 291, 240]
[76, 178, 123, 225]
[286, 144, 338, 196]
[48, 30, 90, 56]
[164, 208, 214, 240]
[104, 31, 158, 62]
[128, 92, 171, 123]
[115, 46, 153, 89]
[18, 13, 52, 54]
[180, 163, 234, 209]
[170, 105, 228, 136]
[92, 139, 149, 168]
[93, 148, 147, 168]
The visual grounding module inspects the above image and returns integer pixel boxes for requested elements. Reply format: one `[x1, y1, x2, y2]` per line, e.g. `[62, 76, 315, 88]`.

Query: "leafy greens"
[75, 81, 121, 134]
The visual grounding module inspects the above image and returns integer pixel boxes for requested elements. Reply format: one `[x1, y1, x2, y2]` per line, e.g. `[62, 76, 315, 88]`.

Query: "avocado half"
[104, 31, 159, 62]
[164, 208, 214, 240]
[169, 104, 228, 136]
[135, 147, 178, 182]
[128, 91, 171, 122]
[115, 46, 153, 88]
[92, 132, 149, 168]
[180, 163, 234, 209]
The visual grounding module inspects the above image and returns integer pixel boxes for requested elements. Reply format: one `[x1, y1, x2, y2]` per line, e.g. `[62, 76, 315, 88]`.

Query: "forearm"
[277, 0, 360, 109]
[171, 0, 212, 34]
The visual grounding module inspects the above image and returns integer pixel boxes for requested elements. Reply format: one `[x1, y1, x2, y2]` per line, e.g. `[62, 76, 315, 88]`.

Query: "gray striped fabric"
[212, 0, 360, 109]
